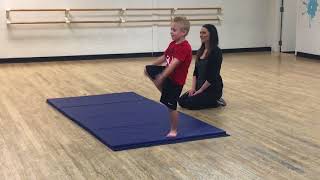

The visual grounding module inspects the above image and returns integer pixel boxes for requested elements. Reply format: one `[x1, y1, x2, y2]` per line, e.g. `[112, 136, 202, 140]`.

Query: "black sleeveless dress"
[178, 47, 223, 110]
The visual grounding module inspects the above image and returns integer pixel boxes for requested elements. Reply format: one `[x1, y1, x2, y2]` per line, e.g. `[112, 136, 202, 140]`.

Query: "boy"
[145, 16, 192, 137]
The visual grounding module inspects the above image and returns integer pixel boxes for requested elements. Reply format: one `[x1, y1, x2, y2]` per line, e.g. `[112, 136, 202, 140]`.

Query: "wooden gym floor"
[0, 52, 319, 179]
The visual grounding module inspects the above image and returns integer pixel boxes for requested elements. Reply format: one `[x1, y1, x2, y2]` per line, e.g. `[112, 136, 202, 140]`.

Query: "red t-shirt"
[164, 40, 192, 85]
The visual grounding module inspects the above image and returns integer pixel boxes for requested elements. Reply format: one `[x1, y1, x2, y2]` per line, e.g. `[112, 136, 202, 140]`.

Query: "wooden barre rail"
[8, 9, 66, 12]
[7, 7, 222, 12]
[8, 18, 220, 25]
[6, 7, 222, 25]
[9, 21, 66, 25]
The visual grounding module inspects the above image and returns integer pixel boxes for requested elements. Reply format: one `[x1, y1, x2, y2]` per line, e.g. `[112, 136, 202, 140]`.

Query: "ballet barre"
[6, 7, 222, 25]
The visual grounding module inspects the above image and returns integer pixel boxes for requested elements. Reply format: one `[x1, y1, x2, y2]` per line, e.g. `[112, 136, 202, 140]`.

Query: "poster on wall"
[297, 0, 320, 55]
[301, 0, 319, 27]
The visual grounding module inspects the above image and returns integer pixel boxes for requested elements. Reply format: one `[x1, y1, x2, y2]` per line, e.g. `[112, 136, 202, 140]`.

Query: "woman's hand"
[188, 89, 196, 96]
[192, 89, 203, 96]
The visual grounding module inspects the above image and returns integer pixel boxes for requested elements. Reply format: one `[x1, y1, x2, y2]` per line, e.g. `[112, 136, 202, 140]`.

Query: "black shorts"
[146, 65, 183, 110]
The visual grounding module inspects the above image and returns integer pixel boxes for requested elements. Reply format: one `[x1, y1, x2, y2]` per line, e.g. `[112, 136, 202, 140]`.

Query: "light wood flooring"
[0, 52, 319, 179]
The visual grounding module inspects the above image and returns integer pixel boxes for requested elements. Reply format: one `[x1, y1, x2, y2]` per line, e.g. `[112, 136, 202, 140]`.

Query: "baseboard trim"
[0, 47, 271, 64]
[282, 51, 295, 54]
[296, 52, 320, 60]
[222, 47, 271, 53]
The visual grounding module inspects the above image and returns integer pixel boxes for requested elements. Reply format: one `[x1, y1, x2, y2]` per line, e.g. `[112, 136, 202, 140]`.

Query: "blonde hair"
[173, 16, 190, 36]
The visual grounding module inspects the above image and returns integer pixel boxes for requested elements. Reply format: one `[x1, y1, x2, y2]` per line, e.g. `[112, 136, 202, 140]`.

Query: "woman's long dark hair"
[196, 24, 219, 60]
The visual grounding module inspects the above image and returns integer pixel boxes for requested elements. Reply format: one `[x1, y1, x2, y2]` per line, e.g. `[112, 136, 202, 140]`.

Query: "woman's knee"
[178, 97, 198, 109]
[178, 97, 187, 108]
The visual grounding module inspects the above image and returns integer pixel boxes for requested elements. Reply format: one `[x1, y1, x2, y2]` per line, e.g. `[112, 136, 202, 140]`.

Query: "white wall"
[282, 0, 297, 52]
[220, 0, 270, 49]
[0, 0, 154, 58]
[0, 0, 274, 59]
[296, 0, 320, 55]
[269, 0, 281, 52]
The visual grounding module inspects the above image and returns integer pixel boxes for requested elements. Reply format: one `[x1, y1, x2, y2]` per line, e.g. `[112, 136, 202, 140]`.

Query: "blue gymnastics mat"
[47, 92, 228, 151]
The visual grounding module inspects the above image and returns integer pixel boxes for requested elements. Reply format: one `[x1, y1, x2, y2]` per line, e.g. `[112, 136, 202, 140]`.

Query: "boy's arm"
[152, 55, 166, 65]
[159, 58, 181, 79]
[154, 58, 181, 86]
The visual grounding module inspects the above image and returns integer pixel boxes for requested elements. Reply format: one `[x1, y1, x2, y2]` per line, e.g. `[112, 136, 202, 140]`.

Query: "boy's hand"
[154, 74, 164, 88]
[144, 67, 148, 77]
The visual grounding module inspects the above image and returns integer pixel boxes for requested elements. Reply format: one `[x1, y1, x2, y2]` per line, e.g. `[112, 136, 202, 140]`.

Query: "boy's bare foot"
[166, 130, 177, 137]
